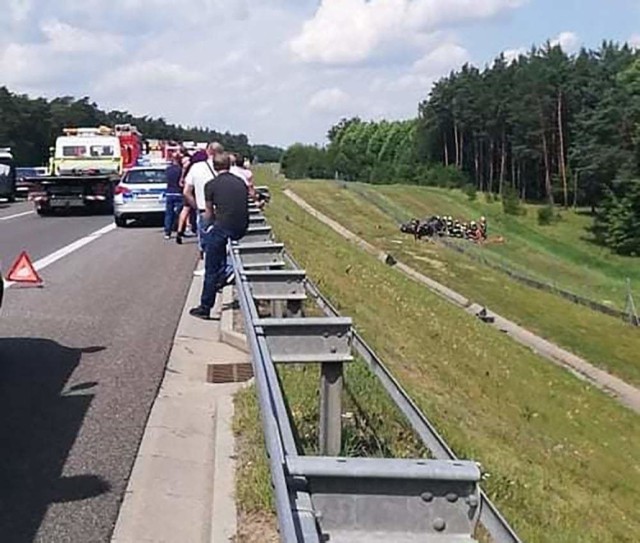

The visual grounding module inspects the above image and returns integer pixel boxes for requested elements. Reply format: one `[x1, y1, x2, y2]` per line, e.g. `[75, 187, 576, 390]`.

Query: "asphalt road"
[0, 201, 198, 542]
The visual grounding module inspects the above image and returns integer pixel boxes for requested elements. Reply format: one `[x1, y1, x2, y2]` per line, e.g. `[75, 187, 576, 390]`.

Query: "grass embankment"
[356, 183, 639, 309]
[289, 180, 640, 390]
[235, 170, 640, 543]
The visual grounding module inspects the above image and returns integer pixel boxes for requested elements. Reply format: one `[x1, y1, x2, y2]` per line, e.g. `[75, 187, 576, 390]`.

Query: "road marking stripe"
[4, 223, 116, 288]
[0, 210, 34, 221]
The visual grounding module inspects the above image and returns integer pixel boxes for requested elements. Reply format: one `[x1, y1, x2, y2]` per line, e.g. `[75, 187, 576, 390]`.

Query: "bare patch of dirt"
[407, 252, 448, 271]
[234, 511, 279, 543]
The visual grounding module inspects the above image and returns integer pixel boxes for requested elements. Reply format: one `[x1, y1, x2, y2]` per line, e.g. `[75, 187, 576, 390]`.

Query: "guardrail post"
[271, 300, 285, 318]
[319, 362, 343, 456]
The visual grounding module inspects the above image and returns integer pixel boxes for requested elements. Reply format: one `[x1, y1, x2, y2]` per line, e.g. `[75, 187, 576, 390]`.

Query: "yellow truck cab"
[53, 127, 123, 176]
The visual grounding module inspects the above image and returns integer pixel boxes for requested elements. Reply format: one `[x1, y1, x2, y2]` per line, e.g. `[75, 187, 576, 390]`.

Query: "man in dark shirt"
[190, 152, 249, 319]
[164, 154, 183, 239]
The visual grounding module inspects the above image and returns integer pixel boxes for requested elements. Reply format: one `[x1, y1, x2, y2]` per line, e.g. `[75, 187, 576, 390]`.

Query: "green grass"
[288, 180, 640, 389]
[256, 172, 640, 543]
[353, 182, 640, 310]
[233, 385, 274, 514]
[234, 169, 640, 542]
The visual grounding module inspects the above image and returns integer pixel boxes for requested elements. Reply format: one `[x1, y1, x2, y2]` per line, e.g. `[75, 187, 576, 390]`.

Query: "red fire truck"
[114, 124, 143, 170]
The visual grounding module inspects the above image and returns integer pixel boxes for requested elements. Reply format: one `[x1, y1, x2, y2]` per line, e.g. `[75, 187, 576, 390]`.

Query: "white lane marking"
[4, 223, 116, 288]
[0, 210, 34, 221]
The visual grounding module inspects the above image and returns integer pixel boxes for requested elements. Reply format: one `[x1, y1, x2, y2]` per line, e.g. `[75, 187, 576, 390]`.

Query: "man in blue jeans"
[163, 154, 183, 239]
[190, 152, 249, 320]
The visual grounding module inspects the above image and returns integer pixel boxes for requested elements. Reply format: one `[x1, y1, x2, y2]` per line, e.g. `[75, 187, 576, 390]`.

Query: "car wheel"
[115, 216, 127, 227]
[37, 207, 53, 216]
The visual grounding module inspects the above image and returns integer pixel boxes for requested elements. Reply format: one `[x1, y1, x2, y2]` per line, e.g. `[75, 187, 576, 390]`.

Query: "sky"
[1, 0, 639, 147]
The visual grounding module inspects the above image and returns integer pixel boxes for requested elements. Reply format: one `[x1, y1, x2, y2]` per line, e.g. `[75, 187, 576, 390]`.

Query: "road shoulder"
[112, 269, 247, 543]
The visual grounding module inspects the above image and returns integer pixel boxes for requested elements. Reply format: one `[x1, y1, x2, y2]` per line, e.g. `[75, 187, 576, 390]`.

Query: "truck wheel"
[115, 216, 127, 227]
[37, 207, 53, 217]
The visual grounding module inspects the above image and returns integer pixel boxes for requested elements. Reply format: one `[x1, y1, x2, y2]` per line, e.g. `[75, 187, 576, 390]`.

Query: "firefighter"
[479, 216, 488, 240]
[468, 221, 481, 242]
[445, 216, 453, 235]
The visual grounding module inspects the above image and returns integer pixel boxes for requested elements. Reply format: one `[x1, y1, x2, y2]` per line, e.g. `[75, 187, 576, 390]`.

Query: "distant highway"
[0, 201, 197, 542]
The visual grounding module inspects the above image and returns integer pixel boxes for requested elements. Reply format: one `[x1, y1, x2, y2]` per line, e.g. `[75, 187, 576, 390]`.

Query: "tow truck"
[28, 127, 123, 215]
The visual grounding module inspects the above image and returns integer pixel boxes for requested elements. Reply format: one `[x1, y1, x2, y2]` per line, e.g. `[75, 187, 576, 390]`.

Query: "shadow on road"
[0, 338, 110, 542]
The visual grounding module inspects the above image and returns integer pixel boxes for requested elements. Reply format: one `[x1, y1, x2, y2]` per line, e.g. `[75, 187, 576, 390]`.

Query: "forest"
[281, 42, 640, 255]
[0, 86, 286, 166]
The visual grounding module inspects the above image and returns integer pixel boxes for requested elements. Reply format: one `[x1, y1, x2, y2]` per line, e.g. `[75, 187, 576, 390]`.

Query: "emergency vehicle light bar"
[63, 126, 114, 136]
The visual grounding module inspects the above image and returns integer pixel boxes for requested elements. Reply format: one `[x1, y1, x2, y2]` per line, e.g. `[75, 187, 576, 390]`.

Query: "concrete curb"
[219, 285, 249, 353]
[283, 188, 640, 416]
[210, 391, 238, 543]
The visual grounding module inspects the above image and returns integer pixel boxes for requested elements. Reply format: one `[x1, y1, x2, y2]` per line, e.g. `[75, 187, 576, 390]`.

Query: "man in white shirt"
[182, 142, 223, 253]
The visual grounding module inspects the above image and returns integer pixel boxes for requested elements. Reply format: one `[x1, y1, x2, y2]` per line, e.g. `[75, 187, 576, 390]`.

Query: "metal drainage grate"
[206, 363, 254, 384]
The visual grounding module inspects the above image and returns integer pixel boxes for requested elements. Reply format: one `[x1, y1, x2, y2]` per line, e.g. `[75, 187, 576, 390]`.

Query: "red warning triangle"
[6, 251, 43, 284]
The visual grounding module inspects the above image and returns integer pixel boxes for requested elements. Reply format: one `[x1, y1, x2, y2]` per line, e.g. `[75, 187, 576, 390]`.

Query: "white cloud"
[0, 43, 45, 87]
[100, 60, 204, 92]
[413, 43, 469, 75]
[40, 19, 123, 54]
[309, 87, 351, 113]
[629, 34, 640, 50]
[290, 0, 526, 65]
[551, 31, 580, 54]
[7, 0, 32, 24]
[503, 47, 527, 63]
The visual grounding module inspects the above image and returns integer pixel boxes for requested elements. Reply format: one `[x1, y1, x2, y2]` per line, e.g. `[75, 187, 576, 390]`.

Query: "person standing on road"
[180, 142, 223, 251]
[190, 152, 249, 320]
[163, 154, 184, 240]
[176, 148, 207, 242]
[175, 153, 193, 242]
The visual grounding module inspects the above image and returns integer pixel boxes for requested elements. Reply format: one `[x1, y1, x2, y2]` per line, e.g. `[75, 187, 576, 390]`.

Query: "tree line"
[0, 86, 283, 167]
[281, 41, 640, 255]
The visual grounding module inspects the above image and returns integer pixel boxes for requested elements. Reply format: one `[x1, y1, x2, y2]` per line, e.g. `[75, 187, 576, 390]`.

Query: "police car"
[113, 166, 168, 227]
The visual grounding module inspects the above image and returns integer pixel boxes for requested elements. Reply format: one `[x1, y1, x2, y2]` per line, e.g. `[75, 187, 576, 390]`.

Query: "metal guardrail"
[287, 252, 523, 543]
[230, 201, 522, 542]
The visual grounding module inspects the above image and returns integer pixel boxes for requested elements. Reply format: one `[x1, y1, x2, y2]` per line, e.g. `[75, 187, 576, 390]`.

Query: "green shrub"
[502, 185, 522, 215]
[593, 179, 640, 255]
[422, 164, 468, 188]
[538, 205, 556, 225]
[464, 184, 477, 201]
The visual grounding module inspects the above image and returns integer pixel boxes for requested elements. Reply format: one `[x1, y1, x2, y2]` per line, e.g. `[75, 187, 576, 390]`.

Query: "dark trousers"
[164, 194, 183, 235]
[189, 207, 198, 234]
[200, 225, 244, 310]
